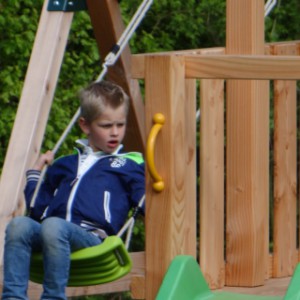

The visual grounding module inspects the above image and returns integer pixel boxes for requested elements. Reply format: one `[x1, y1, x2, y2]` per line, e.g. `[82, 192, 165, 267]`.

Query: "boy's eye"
[97, 122, 126, 129]
[99, 124, 112, 129]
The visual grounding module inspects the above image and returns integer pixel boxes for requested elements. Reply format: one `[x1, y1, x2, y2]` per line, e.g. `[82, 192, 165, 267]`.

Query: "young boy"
[2, 81, 145, 300]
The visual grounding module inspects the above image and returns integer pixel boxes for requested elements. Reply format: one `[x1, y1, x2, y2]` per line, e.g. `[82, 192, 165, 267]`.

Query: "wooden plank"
[221, 276, 289, 296]
[225, 0, 269, 286]
[184, 79, 197, 256]
[200, 79, 225, 289]
[130, 276, 145, 299]
[184, 55, 300, 80]
[144, 55, 196, 299]
[86, 0, 145, 153]
[272, 44, 298, 277]
[133, 54, 300, 80]
[131, 48, 225, 79]
[131, 41, 300, 80]
[222, 250, 294, 294]
[0, 0, 73, 263]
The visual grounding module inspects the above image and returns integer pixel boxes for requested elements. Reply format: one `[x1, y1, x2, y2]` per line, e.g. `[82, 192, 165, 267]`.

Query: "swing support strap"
[117, 194, 145, 249]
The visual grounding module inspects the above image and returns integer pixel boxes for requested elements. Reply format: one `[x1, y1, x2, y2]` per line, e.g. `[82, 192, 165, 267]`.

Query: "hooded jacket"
[24, 141, 145, 236]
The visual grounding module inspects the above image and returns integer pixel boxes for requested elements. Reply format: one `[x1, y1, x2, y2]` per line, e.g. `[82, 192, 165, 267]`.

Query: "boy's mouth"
[107, 140, 119, 148]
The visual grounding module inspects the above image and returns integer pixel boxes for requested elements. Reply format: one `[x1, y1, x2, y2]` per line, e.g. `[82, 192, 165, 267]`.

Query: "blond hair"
[79, 81, 130, 123]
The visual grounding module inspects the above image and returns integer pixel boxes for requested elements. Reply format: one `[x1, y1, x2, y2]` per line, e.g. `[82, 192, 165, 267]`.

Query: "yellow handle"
[146, 113, 165, 192]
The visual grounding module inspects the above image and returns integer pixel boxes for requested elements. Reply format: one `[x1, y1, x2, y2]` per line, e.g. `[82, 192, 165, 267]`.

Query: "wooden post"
[225, 0, 269, 286]
[86, 0, 145, 153]
[200, 79, 225, 288]
[144, 55, 196, 299]
[0, 1, 73, 263]
[271, 44, 297, 277]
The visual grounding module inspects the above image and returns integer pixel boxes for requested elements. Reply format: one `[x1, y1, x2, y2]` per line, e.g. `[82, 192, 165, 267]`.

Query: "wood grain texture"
[272, 44, 298, 277]
[184, 55, 300, 79]
[200, 79, 225, 289]
[225, 0, 269, 287]
[0, 2, 73, 264]
[144, 55, 196, 299]
[134, 53, 300, 81]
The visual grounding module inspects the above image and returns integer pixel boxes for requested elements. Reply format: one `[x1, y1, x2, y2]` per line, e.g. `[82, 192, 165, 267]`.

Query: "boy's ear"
[79, 117, 90, 135]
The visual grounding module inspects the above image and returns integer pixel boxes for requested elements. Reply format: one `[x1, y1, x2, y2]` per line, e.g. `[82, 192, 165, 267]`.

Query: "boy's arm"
[32, 150, 54, 171]
[24, 151, 55, 219]
[127, 158, 145, 215]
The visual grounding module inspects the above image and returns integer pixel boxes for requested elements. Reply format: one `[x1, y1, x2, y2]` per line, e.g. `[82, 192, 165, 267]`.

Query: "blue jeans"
[2, 216, 101, 300]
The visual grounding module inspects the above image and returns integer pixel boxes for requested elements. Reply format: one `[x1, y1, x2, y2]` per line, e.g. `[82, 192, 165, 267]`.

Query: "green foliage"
[265, 0, 300, 42]
[0, 1, 299, 299]
[0, 0, 43, 165]
[122, 0, 226, 53]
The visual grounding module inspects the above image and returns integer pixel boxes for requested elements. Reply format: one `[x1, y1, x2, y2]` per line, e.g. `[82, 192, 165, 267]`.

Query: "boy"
[2, 81, 145, 300]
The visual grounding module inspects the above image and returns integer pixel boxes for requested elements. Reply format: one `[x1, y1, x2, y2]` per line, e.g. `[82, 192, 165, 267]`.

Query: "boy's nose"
[111, 125, 119, 136]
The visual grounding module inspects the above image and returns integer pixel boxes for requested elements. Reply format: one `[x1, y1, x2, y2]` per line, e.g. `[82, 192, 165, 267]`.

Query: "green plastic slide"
[156, 255, 300, 300]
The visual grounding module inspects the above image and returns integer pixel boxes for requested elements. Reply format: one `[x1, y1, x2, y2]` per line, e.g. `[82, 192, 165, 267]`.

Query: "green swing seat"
[156, 255, 300, 300]
[30, 235, 132, 286]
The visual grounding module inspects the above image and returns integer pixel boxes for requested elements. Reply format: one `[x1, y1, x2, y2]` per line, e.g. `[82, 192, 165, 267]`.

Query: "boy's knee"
[40, 217, 67, 241]
[6, 216, 35, 240]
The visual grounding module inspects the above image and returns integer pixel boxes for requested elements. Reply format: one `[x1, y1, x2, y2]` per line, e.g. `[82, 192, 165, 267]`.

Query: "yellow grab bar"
[146, 113, 165, 192]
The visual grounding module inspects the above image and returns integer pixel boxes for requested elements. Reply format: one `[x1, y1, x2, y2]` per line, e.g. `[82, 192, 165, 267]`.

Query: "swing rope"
[29, 0, 153, 211]
[96, 0, 153, 82]
[117, 194, 145, 249]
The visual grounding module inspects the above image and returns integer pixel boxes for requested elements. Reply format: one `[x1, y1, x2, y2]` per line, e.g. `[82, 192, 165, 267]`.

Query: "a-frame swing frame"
[0, 0, 145, 275]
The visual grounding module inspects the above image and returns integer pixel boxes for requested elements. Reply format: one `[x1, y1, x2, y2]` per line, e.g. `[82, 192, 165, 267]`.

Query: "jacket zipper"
[65, 149, 126, 222]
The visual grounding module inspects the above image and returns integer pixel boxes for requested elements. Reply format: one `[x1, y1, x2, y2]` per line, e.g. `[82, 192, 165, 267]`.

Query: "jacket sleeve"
[24, 167, 57, 221]
[124, 156, 146, 215]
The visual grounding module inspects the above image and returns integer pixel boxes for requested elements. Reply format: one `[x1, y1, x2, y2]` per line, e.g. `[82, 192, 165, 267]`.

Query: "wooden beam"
[200, 79, 225, 289]
[184, 55, 300, 79]
[0, 1, 73, 263]
[86, 0, 145, 153]
[133, 54, 300, 80]
[131, 48, 225, 79]
[225, 0, 269, 286]
[271, 44, 298, 278]
[144, 55, 196, 299]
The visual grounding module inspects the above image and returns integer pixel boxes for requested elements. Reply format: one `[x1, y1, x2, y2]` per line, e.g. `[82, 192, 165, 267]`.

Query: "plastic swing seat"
[30, 235, 132, 286]
[156, 255, 300, 300]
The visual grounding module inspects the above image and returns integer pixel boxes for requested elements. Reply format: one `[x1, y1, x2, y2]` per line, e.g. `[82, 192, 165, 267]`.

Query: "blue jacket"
[24, 145, 145, 235]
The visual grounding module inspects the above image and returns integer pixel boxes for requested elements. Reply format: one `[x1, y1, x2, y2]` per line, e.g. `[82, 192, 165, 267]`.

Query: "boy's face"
[79, 104, 127, 153]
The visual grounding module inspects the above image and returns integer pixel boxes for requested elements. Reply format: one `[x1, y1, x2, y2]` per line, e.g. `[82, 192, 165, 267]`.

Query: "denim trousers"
[2, 216, 101, 300]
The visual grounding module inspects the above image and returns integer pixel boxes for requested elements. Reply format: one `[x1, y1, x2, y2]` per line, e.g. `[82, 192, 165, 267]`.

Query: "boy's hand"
[33, 150, 54, 171]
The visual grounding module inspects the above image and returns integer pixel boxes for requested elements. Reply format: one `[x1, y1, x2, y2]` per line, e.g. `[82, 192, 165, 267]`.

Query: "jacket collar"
[75, 139, 123, 156]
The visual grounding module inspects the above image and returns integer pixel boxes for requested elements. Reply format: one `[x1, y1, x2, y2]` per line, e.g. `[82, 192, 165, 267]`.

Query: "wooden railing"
[129, 40, 300, 298]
